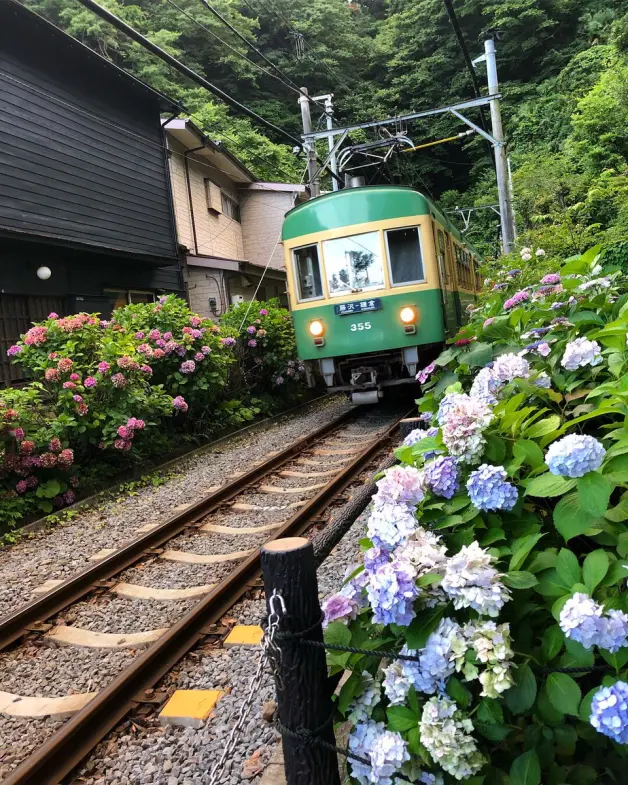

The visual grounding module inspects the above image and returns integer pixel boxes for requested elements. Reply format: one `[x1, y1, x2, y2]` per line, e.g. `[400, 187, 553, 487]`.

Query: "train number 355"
[350, 321, 372, 332]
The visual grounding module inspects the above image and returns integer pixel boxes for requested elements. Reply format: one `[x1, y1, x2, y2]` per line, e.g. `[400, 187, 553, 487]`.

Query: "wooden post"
[260, 537, 340, 785]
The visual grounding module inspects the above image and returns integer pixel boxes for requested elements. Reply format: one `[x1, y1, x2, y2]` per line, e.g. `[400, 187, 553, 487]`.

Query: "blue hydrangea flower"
[348, 721, 410, 785]
[599, 610, 628, 653]
[367, 503, 418, 551]
[403, 427, 440, 460]
[534, 372, 552, 389]
[366, 560, 419, 627]
[470, 367, 501, 405]
[437, 394, 458, 425]
[545, 434, 605, 478]
[424, 456, 460, 499]
[590, 682, 628, 744]
[561, 337, 603, 370]
[466, 465, 518, 512]
[491, 353, 530, 383]
[364, 547, 392, 574]
[559, 592, 605, 649]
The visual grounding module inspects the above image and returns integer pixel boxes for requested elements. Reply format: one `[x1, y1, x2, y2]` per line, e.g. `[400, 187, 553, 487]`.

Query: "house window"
[221, 193, 241, 222]
[104, 289, 156, 314]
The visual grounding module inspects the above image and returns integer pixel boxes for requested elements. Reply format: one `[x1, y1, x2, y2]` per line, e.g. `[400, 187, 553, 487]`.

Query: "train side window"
[293, 244, 323, 301]
[385, 226, 425, 285]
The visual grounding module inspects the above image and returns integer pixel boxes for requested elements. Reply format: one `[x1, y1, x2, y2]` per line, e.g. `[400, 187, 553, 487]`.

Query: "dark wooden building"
[0, 0, 183, 383]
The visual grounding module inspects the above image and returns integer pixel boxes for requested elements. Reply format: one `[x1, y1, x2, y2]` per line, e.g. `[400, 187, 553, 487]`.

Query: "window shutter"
[205, 180, 223, 214]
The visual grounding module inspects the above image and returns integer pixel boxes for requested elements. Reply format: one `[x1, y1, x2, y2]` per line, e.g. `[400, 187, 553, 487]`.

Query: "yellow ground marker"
[159, 689, 224, 728]
[224, 625, 263, 648]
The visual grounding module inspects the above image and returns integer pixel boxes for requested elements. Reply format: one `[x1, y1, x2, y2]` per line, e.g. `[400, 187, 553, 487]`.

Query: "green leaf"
[579, 687, 598, 723]
[525, 415, 561, 439]
[582, 549, 609, 592]
[476, 698, 504, 725]
[503, 571, 538, 589]
[485, 434, 506, 464]
[605, 494, 628, 523]
[562, 638, 595, 668]
[553, 493, 601, 541]
[600, 647, 628, 671]
[505, 663, 537, 715]
[570, 310, 605, 326]
[405, 605, 446, 650]
[541, 625, 564, 662]
[446, 676, 472, 708]
[324, 622, 351, 648]
[475, 721, 512, 741]
[577, 472, 612, 517]
[513, 439, 545, 469]
[435, 347, 460, 366]
[337, 673, 362, 715]
[555, 548, 581, 587]
[465, 342, 493, 368]
[509, 750, 541, 785]
[525, 473, 576, 498]
[387, 705, 418, 733]
[618, 531, 628, 557]
[509, 533, 546, 571]
[544, 673, 582, 716]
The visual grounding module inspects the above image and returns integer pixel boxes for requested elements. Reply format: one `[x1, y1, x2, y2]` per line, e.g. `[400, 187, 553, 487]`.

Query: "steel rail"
[0, 407, 357, 651]
[2, 412, 405, 785]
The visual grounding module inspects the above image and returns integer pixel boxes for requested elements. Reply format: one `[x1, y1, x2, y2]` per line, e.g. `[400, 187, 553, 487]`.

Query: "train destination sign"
[334, 298, 382, 316]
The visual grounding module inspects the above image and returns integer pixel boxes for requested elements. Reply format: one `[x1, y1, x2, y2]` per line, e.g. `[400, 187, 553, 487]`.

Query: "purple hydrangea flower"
[504, 290, 530, 310]
[546, 434, 605, 478]
[322, 594, 358, 627]
[416, 361, 436, 384]
[364, 547, 391, 574]
[247, 325, 257, 334]
[440, 394, 494, 464]
[599, 610, 628, 653]
[220, 337, 237, 347]
[590, 682, 628, 744]
[373, 465, 425, 507]
[180, 360, 196, 374]
[248, 339, 257, 348]
[491, 353, 530, 383]
[367, 503, 418, 550]
[559, 593, 605, 649]
[493, 283, 508, 291]
[561, 337, 603, 370]
[470, 367, 501, 405]
[424, 456, 459, 499]
[534, 372, 552, 389]
[541, 273, 561, 285]
[483, 317, 495, 328]
[7, 345, 23, 356]
[467, 464, 518, 511]
[348, 721, 410, 785]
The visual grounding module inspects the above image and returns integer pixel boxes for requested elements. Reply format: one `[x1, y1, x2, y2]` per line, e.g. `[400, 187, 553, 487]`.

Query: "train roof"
[282, 185, 478, 255]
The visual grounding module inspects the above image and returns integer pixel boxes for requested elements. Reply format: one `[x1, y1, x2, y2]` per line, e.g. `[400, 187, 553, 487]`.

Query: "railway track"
[0, 405, 407, 785]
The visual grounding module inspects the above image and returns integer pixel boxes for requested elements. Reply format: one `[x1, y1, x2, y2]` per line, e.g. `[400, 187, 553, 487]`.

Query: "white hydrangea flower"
[441, 542, 510, 617]
[348, 671, 382, 724]
[420, 697, 485, 781]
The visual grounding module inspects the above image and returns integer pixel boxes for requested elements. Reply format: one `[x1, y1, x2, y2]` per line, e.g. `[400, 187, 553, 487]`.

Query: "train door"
[445, 235, 463, 326]
[435, 227, 457, 336]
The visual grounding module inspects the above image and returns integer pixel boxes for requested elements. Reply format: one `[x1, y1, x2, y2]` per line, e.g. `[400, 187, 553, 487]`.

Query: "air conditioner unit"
[231, 294, 245, 306]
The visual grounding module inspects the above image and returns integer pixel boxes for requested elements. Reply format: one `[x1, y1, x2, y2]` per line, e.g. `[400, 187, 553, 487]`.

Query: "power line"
[72, 0, 303, 148]
[196, 0, 322, 106]
[162, 0, 309, 104]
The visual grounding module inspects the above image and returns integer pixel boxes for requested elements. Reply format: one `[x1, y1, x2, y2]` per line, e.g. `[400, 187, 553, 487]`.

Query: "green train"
[283, 185, 482, 403]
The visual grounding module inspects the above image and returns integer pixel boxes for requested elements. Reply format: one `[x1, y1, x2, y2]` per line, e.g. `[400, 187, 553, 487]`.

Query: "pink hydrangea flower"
[70, 476, 80, 487]
[97, 361, 111, 373]
[117, 425, 132, 439]
[48, 352, 58, 360]
[137, 343, 153, 356]
[114, 438, 127, 450]
[416, 362, 436, 384]
[77, 403, 88, 416]
[48, 312, 59, 319]
[164, 340, 177, 354]
[63, 381, 77, 390]
[220, 337, 236, 347]
[541, 273, 561, 285]
[194, 352, 204, 362]
[153, 349, 165, 359]
[173, 395, 188, 412]
[148, 329, 161, 341]
[7, 345, 23, 356]
[180, 360, 196, 374]
[49, 438, 62, 452]
[111, 373, 127, 388]
[63, 490, 76, 505]
[190, 329, 202, 339]
[26, 475, 38, 489]
[189, 316, 201, 327]
[275, 376, 284, 385]
[135, 331, 145, 339]
[45, 368, 60, 382]
[140, 364, 152, 375]
[117, 356, 139, 370]
[3, 409, 18, 421]
[248, 339, 257, 348]
[155, 339, 166, 348]
[163, 332, 172, 341]
[84, 376, 97, 388]
[504, 290, 530, 311]
[483, 317, 495, 328]
[72, 394, 83, 403]
[201, 346, 211, 355]
[57, 356, 73, 372]
[57, 448, 74, 467]
[69, 373, 80, 382]
[41, 452, 57, 468]
[257, 329, 267, 337]
[24, 326, 48, 345]
[259, 309, 268, 316]
[247, 326, 257, 334]
[15, 480, 27, 494]
[20, 440, 35, 455]
[10, 427, 25, 440]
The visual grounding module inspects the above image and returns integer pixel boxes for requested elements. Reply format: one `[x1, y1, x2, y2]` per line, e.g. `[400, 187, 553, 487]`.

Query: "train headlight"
[309, 320, 325, 337]
[400, 307, 417, 324]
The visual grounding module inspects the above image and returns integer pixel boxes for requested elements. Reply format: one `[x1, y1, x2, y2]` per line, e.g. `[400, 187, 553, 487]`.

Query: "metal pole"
[261, 537, 340, 785]
[324, 95, 339, 191]
[484, 37, 516, 254]
[299, 88, 320, 197]
[507, 156, 518, 241]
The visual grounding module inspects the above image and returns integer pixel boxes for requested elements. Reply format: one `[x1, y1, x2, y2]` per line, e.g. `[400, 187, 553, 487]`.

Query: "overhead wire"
[162, 0, 313, 105]
[196, 0, 323, 106]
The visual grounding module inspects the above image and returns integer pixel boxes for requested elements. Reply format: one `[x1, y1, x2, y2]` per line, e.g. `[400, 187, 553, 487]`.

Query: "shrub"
[219, 298, 309, 408]
[324, 244, 628, 783]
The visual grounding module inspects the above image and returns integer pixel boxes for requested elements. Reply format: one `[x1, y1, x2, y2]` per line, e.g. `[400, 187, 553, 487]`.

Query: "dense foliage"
[323, 244, 628, 783]
[0, 296, 307, 531]
[22, 0, 628, 257]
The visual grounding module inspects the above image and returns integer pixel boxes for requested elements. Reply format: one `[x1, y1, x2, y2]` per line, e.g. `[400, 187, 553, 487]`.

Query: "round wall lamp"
[37, 266, 52, 280]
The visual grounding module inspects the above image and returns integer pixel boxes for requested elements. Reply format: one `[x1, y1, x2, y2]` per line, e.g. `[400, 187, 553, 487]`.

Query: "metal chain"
[207, 591, 286, 785]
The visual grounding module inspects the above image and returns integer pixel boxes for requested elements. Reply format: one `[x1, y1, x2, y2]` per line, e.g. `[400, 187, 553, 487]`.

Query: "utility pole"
[298, 88, 320, 197]
[483, 36, 516, 254]
[312, 94, 339, 190]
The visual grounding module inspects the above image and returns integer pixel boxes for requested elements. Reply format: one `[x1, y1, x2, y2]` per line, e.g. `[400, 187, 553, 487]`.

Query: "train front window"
[386, 226, 425, 285]
[293, 244, 323, 301]
[322, 231, 385, 297]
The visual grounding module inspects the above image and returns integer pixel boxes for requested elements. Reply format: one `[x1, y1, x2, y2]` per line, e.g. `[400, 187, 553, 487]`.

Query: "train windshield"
[322, 231, 385, 297]
[293, 244, 324, 301]
[386, 227, 425, 285]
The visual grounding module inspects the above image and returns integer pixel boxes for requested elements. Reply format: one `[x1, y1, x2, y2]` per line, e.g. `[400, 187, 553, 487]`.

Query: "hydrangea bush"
[324, 244, 628, 783]
[1, 296, 307, 529]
